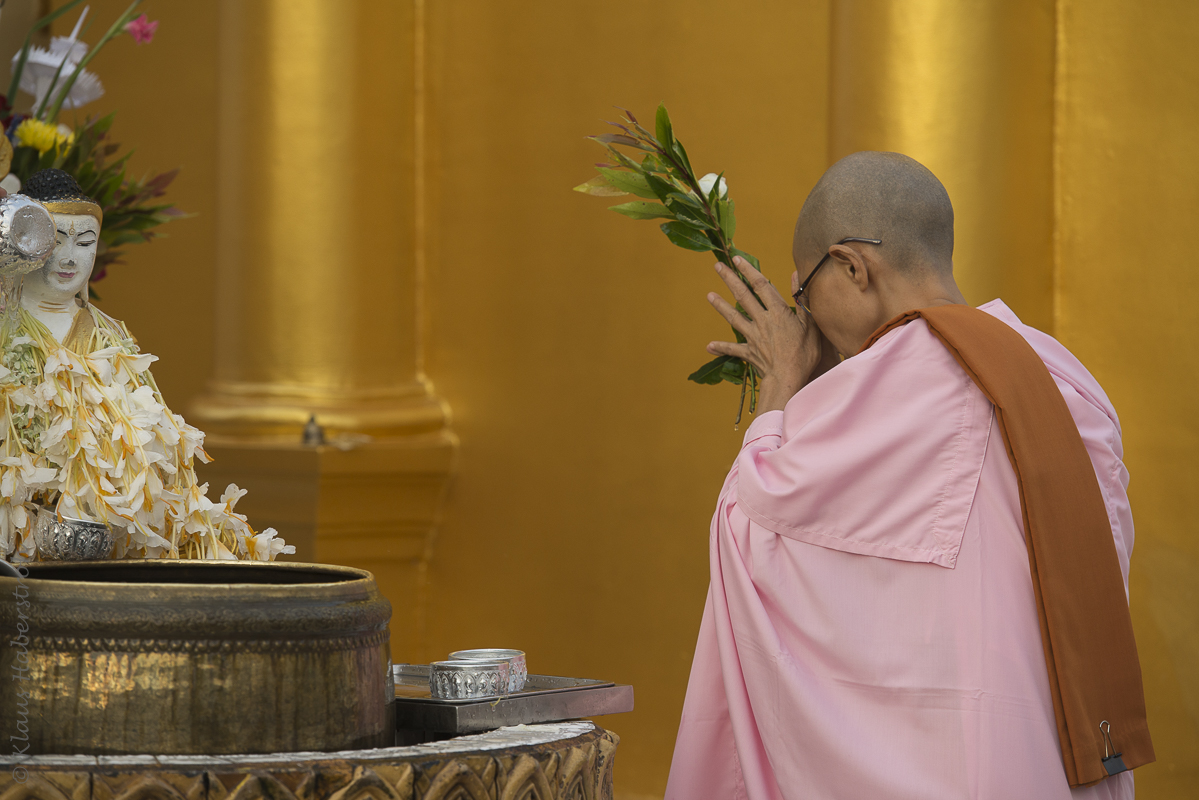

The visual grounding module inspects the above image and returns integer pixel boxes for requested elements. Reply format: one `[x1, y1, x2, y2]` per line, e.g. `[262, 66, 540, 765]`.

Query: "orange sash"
[862, 305, 1153, 787]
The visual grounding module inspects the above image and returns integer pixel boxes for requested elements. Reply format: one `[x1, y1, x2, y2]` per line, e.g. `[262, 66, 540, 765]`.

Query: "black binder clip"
[1100, 720, 1128, 776]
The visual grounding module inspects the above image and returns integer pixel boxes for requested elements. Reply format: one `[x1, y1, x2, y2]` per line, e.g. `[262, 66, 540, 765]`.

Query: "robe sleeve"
[731, 320, 994, 568]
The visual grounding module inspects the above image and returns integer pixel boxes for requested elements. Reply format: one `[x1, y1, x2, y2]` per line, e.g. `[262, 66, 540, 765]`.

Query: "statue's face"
[32, 213, 98, 300]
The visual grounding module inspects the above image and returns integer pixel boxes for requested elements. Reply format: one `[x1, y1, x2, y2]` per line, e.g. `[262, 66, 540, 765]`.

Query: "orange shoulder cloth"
[862, 304, 1153, 787]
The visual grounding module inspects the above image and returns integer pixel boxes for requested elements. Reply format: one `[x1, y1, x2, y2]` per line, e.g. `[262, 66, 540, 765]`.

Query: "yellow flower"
[15, 118, 74, 154]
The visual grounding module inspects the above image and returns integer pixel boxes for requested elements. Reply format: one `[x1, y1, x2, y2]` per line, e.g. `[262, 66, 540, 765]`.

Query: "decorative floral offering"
[0, 3, 294, 564]
[1, 0, 181, 290]
[575, 105, 767, 422]
[0, 306, 289, 562]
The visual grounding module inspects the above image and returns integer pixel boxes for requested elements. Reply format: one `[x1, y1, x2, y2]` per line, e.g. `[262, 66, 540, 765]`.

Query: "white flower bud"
[698, 173, 728, 198]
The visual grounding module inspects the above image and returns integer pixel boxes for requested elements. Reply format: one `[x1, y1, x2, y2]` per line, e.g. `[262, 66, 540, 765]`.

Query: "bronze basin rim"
[0, 560, 391, 639]
[15, 558, 370, 580]
[2, 561, 376, 604]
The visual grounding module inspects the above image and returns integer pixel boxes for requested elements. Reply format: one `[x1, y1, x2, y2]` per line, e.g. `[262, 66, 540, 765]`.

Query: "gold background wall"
[1054, 1, 1199, 795]
[15, 0, 1197, 796]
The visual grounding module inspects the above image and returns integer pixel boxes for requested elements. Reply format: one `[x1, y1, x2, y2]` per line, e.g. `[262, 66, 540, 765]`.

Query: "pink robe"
[666, 300, 1136, 800]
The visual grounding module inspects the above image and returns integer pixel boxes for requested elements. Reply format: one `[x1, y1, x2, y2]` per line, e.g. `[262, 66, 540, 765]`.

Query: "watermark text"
[7, 564, 31, 783]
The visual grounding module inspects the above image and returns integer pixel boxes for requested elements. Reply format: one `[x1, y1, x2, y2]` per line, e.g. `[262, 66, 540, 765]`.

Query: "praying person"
[665, 152, 1152, 799]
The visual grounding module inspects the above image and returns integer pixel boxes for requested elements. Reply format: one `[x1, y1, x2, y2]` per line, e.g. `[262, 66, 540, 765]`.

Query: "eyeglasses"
[792, 237, 883, 312]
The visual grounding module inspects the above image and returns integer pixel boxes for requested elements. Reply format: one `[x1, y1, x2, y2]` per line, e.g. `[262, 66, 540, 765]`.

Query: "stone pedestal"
[0, 722, 618, 800]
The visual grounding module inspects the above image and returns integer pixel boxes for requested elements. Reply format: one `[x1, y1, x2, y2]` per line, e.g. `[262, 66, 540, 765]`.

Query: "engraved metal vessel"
[449, 648, 528, 692]
[0, 560, 393, 755]
[429, 659, 510, 699]
[32, 505, 115, 561]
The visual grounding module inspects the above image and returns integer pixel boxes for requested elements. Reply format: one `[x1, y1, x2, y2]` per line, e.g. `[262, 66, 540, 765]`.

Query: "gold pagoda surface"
[0, 722, 617, 800]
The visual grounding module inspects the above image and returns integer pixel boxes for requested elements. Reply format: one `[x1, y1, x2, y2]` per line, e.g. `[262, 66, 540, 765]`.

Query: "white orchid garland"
[0, 307, 293, 562]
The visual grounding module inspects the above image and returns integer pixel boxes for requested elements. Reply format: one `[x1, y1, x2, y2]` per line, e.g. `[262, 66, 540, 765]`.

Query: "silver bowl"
[448, 648, 527, 692]
[0, 194, 55, 278]
[0, 195, 55, 332]
[32, 506, 115, 561]
[429, 659, 510, 699]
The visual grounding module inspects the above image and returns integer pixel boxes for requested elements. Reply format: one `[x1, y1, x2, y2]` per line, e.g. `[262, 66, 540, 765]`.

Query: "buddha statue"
[0, 168, 293, 562]
[19, 168, 104, 346]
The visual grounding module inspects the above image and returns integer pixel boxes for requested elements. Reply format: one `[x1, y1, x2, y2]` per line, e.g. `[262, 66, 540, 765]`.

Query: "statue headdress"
[23, 168, 102, 224]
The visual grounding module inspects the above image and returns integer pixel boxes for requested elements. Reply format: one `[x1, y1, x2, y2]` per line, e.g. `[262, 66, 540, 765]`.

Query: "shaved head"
[795, 152, 954, 275]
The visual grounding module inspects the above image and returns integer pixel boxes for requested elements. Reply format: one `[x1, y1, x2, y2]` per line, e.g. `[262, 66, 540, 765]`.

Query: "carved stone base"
[0, 722, 617, 800]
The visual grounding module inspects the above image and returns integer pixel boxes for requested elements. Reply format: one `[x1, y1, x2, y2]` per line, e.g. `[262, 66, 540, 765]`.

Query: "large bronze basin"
[0, 560, 393, 755]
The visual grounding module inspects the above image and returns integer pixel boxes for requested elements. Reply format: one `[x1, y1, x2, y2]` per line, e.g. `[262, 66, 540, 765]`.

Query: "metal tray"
[393, 664, 634, 734]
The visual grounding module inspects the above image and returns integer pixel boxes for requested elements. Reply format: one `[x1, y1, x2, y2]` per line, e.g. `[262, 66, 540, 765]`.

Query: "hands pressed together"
[705, 257, 838, 414]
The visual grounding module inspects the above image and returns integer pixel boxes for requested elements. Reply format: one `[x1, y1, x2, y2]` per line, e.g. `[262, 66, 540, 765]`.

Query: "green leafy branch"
[575, 104, 763, 423]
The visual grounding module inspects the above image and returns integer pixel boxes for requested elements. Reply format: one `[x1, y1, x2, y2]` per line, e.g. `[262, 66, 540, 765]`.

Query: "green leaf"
[688, 354, 735, 385]
[721, 358, 748, 384]
[644, 173, 678, 202]
[663, 192, 714, 229]
[641, 153, 671, 175]
[731, 248, 761, 271]
[89, 113, 116, 136]
[573, 175, 627, 197]
[660, 221, 715, 252]
[609, 201, 675, 221]
[605, 145, 642, 171]
[717, 199, 737, 240]
[670, 138, 694, 177]
[595, 167, 657, 199]
[665, 191, 702, 210]
[666, 198, 715, 230]
[655, 103, 673, 150]
[587, 133, 646, 149]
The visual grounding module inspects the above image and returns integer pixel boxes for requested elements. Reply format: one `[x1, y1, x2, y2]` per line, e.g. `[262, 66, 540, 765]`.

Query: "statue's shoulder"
[84, 306, 139, 351]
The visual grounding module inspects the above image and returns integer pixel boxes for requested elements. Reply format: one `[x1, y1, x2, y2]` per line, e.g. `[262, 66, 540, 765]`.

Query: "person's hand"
[706, 257, 826, 413]
[793, 267, 842, 383]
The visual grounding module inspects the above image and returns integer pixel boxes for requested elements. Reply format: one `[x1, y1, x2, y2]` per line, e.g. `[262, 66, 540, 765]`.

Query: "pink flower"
[124, 14, 158, 45]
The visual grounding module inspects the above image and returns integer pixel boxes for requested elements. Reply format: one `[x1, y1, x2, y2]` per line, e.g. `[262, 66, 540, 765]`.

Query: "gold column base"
[195, 427, 457, 662]
[192, 379, 449, 439]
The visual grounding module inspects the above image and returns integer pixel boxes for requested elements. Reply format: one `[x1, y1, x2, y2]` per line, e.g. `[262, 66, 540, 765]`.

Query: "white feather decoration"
[11, 34, 105, 112]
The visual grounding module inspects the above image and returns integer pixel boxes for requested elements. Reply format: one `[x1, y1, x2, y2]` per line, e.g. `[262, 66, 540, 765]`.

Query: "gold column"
[192, 0, 455, 662]
[1054, 0, 1199, 791]
[829, 0, 1057, 332]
